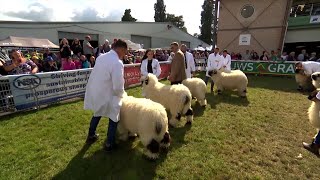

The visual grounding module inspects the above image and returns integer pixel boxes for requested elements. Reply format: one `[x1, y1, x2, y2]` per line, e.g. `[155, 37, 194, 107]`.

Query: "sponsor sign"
[239, 34, 251, 45]
[310, 15, 320, 24]
[231, 61, 295, 75]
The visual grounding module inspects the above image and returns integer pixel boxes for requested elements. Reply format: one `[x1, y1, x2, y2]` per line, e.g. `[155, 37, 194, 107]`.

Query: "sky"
[0, 0, 203, 35]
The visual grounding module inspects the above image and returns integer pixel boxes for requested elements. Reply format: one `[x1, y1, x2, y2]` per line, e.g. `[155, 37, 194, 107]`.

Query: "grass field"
[1, 74, 320, 180]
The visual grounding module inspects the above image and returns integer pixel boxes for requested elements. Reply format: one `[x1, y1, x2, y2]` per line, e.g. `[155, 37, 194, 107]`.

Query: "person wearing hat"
[101, 39, 111, 53]
[83, 35, 94, 61]
[43, 56, 58, 72]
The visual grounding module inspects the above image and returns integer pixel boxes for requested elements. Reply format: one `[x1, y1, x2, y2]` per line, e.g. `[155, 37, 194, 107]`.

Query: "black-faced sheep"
[182, 78, 207, 107]
[141, 73, 194, 127]
[118, 93, 171, 159]
[209, 69, 248, 97]
[311, 72, 320, 89]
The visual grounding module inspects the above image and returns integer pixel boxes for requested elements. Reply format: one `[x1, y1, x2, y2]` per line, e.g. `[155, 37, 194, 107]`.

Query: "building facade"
[0, 21, 209, 49]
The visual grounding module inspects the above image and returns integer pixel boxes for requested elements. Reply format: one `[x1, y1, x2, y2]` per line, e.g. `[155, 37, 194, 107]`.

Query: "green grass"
[1, 74, 320, 180]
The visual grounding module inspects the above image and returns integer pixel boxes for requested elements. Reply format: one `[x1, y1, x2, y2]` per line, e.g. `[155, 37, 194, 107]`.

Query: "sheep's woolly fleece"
[182, 78, 207, 107]
[210, 69, 248, 97]
[312, 72, 320, 89]
[141, 74, 193, 127]
[118, 93, 170, 159]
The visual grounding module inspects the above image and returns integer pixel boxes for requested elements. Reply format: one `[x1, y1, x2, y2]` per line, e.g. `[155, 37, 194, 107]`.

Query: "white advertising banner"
[310, 15, 320, 24]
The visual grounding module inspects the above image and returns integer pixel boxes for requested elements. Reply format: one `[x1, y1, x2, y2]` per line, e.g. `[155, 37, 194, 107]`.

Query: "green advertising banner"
[231, 61, 295, 75]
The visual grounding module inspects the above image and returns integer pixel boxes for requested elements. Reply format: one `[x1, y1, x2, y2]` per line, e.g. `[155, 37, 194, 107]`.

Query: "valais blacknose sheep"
[141, 74, 194, 127]
[182, 78, 207, 107]
[118, 93, 171, 160]
[209, 69, 248, 97]
[295, 69, 314, 92]
[311, 72, 320, 89]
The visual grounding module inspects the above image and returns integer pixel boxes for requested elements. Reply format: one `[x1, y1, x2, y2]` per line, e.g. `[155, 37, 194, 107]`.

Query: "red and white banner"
[124, 62, 171, 88]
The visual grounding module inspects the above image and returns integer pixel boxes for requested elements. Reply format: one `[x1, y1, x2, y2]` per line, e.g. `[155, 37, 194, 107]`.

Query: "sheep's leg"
[117, 123, 129, 141]
[169, 110, 180, 128]
[184, 108, 194, 125]
[141, 136, 160, 160]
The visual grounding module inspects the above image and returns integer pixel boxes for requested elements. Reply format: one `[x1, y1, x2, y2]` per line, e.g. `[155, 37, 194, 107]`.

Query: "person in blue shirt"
[80, 55, 91, 68]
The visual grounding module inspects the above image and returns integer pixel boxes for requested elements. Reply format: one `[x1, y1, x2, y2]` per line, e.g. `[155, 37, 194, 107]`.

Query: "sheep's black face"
[161, 132, 171, 145]
[312, 74, 320, 81]
[308, 90, 319, 100]
[208, 70, 217, 77]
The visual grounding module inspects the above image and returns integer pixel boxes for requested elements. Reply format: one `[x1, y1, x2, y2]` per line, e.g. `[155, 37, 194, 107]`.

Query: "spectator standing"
[80, 55, 91, 68]
[43, 48, 57, 60]
[31, 56, 43, 72]
[71, 38, 83, 57]
[236, 53, 242, 60]
[206, 48, 222, 92]
[221, 50, 232, 72]
[168, 42, 186, 85]
[270, 50, 278, 61]
[123, 55, 131, 64]
[83, 35, 94, 60]
[84, 39, 127, 151]
[140, 49, 161, 78]
[231, 52, 237, 60]
[63, 56, 76, 71]
[297, 49, 308, 61]
[260, 51, 269, 61]
[89, 56, 96, 68]
[252, 52, 260, 60]
[101, 39, 111, 54]
[60, 38, 72, 70]
[0, 58, 7, 76]
[73, 56, 82, 69]
[4, 50, 38, 75]
[43, 56, 58, 72]
[281, 52, 288, 61]
[309, 52, 317, 61]
[181, 44, 196, 78]
[287, 52, 296, 61]
[242, 50, 251, 60]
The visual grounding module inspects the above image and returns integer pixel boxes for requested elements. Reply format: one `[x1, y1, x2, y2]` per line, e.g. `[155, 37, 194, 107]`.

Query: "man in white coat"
[296, 61, 320, 76]
[181, 44, 196, 78]
[221, 49, 232, 73]
[84, 39, 128, 152]
[205, 47, 222, 92]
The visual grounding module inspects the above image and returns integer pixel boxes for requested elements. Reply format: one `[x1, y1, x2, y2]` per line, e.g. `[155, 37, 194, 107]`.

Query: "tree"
[166, 13, 188, 32]
[199, 0, 216, 44]
[121, 9, 137, 22]
[154, 0, 167, 22]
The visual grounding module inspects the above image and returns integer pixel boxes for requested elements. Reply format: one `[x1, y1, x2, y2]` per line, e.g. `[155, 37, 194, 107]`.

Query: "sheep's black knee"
[176, 113, 181, 120]
[161, 132, 171, 144]
[147, 139, 160, 153]
[185, 109, 193, 116]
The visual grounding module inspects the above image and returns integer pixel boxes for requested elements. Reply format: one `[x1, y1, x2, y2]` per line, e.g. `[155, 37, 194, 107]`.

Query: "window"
[241, 5, 255, 18]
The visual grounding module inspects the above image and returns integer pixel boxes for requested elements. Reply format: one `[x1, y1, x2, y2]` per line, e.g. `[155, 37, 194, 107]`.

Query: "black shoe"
[303, 142, 320, 156]
[86, 134, 99, 144]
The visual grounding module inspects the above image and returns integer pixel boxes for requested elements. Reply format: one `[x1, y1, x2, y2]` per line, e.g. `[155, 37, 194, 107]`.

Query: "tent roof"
[0, 36, 59, 48]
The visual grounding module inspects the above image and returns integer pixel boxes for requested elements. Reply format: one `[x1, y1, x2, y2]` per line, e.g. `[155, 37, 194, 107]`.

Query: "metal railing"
[290, 3, 320, 17]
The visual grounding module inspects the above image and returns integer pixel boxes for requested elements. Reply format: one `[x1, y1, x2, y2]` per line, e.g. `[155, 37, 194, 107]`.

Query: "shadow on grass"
[193, 102, 206, 117]
[0, 99, 83, 122]
[206, 92, 250, 108]
[53, 125, 191, 180]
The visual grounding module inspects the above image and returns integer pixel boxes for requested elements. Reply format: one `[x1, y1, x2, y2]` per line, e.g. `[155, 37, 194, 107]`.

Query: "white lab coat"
[302, 61, 320, 76]
[140, 59, 162, 78]
[185, 52, 196, 78]
[206, 53, 223, 77]
[84, 50, 125, 122]
[221, 54, 232, 73]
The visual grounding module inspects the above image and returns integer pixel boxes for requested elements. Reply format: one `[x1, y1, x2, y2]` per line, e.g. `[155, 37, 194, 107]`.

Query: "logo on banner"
[310, 15, 320, 24]
[13, 75, 41, 90]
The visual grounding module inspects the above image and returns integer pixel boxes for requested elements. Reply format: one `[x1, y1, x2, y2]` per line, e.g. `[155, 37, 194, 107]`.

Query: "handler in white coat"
[84, 39, 128, 151]
[296, 61, 320, 76]
[181, 44, 196, 78]
[140, 49, 161, 78]
[221, 49, 232, 73]
[205, 47, 222, 92]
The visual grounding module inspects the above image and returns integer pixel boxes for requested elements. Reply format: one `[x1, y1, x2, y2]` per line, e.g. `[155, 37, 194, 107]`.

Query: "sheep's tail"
[155, 120, 163, 135]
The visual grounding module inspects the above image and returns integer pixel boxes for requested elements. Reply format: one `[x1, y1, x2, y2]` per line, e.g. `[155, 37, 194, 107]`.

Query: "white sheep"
[118, 93, 171, 160]
[182, 78, 207, 107]
[209, 69, 248, 97]
[311, 72, 320, 89]
[141, 73, 194, 127]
